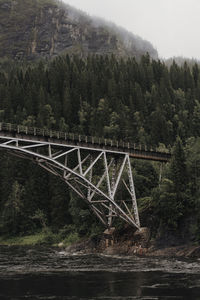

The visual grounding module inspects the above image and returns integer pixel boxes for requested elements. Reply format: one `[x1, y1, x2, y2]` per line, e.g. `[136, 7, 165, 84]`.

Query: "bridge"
[0, 123, 171, 230]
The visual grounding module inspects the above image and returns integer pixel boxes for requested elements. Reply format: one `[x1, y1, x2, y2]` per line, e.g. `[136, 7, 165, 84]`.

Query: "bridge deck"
[0, 123, 171, 162]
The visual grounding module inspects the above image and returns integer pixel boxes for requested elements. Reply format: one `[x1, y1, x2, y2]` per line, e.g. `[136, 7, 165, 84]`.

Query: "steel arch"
[0, 135, 140, 229]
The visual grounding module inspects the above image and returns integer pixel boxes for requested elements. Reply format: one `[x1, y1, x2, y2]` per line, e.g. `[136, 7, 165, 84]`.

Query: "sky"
[63, 0, 200, 60]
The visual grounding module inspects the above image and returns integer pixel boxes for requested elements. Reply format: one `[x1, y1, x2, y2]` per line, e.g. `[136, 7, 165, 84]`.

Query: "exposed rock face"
[0, 0, 158, 60]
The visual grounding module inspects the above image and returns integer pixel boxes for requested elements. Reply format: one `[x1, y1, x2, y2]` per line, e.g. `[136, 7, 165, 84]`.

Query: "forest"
[0, 53, 199, 245]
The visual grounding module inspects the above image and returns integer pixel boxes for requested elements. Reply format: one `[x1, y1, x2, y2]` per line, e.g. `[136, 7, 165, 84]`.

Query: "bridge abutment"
[104, 227, 116, 247]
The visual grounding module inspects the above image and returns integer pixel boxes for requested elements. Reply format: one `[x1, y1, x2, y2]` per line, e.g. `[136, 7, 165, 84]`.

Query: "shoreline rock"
[63, 237, 200, 259]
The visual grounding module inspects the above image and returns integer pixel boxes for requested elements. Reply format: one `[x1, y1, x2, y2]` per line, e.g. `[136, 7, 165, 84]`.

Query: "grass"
[0, 232, 51, 246]
[62, 232, 80, 246]
[0, 230, 81, 246]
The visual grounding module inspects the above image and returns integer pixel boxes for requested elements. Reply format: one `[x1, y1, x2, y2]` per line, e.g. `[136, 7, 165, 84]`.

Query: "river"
[0, 246, 200, 299]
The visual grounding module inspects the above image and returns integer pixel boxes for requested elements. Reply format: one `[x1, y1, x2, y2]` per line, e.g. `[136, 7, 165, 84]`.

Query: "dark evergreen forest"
[0, 54, 199, 244]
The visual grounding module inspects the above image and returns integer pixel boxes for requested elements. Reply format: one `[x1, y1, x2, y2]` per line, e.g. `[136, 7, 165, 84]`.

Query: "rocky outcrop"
[62, 236, 200, 259]
[0, 0, 158, 60]
[60, 225, 200, 258]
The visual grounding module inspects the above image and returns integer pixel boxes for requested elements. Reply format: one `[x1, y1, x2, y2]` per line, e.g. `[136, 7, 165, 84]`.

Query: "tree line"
[0, 54, 199, 244]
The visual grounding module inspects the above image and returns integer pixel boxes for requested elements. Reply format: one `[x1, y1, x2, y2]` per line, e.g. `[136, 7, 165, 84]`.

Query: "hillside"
[0, 0, 199, 249]
[0, 0, 158, 60]
[0, 53, 199, 243]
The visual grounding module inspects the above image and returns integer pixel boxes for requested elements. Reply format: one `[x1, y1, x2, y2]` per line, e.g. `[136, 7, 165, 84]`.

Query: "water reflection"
[0, 246, 200, 299]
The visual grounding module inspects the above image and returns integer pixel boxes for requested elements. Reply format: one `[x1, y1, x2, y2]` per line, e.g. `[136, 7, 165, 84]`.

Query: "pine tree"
[1, 181, 25, 235]
[170, 136, 187, 198]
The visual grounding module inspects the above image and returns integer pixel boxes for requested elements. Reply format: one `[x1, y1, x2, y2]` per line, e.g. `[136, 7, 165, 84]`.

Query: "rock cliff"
[0, 0, 158, 60]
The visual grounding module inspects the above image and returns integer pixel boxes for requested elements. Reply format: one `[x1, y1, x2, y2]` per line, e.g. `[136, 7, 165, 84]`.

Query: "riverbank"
[63, 238, 200, 259]
[1, 230, 200, 259]
[0, 232, 56, 246]
[0, 230, 80, 246]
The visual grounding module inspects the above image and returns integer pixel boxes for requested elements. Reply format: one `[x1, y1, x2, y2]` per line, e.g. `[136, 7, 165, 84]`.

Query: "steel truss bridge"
[0, 123, 171, 230]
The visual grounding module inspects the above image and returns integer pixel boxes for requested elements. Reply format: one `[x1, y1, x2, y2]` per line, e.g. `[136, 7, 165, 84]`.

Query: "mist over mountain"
[0, 0, 158, 60]
[164, 56, 200, 68]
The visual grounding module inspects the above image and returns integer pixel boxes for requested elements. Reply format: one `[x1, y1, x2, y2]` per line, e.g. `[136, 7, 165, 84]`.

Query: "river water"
[0, 246, 200, 299]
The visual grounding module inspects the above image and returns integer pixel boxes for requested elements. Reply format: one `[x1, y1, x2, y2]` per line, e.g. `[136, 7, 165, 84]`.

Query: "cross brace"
[0, 135, 140, 229]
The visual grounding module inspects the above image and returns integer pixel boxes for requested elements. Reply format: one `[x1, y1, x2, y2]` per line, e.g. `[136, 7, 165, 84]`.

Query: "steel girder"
[0, 135, 140, 229]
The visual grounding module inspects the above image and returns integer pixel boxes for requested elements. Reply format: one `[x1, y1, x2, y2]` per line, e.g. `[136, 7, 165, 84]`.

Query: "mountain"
[0, 0, 158, 61]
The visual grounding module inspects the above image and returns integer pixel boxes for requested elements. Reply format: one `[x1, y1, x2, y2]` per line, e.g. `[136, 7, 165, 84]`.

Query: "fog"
[62, 0, 200, 60]
[56, 0, 158, 59]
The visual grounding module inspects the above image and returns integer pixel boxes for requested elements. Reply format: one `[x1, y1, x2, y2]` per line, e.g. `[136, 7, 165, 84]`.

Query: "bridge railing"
[0, 122, 171, 156]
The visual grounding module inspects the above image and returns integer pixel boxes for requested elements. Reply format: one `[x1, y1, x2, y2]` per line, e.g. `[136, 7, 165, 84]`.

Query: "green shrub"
[62, 232, 80, 246]
[58, 224, 77, 240]
[35, 228, 59, 245]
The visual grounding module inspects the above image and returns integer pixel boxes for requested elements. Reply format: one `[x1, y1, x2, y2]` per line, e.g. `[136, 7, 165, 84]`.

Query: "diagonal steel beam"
[112, 155, 127, 197]
[3, 139, 16, 145]
[53, 147, 77, 160]
[65, 154, 90, 180]
[22, 143, 47, 149]
[0, 137, 140, 229]
[103, 152, 112, 198]
[83, 152, 103, 177]
[88, 158, 114, 201]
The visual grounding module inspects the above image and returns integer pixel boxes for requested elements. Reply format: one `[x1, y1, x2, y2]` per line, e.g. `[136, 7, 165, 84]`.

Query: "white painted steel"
[0, 133, 140, 229]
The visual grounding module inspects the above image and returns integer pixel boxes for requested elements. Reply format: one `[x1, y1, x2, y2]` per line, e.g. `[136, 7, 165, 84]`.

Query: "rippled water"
[1, 246, 200, 299]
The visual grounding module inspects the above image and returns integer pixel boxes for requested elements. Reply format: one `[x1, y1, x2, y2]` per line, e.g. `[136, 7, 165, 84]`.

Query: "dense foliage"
[0, 54, 199, 244]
